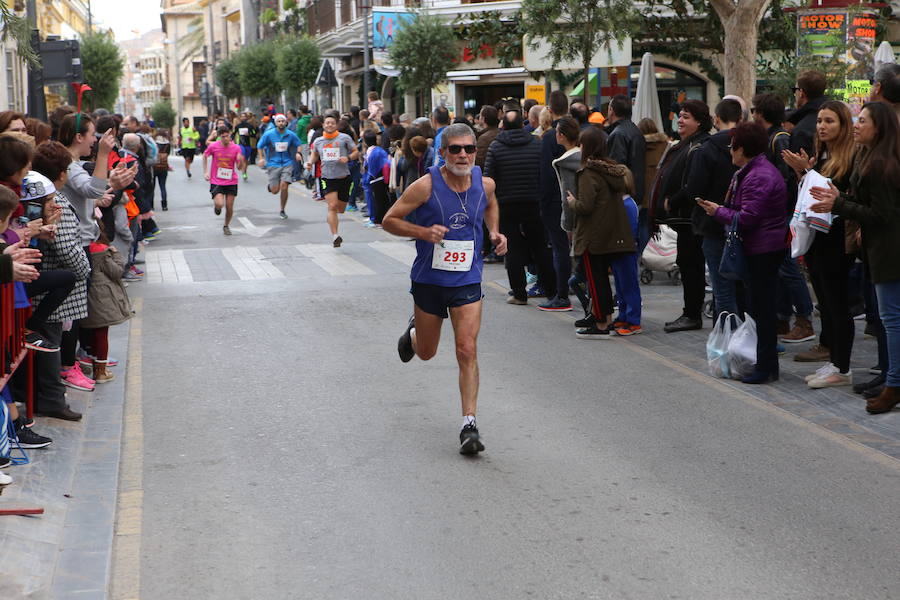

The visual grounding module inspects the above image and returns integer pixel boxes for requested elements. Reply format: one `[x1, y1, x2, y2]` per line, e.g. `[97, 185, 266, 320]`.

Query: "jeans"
[865, 281, 888, 371]
[348, 160, 361, 208]
[776, 255, 813, 321]
[636, 208, 651, 256]
[155, 170, 168, 207]
[746, 250, 786, 374]
[539, 200, 571, 301]
[875, 278, 900, 386]
[500, 204, 557, 300]
[702, 236, 738, 317]
[673, 225, 706, 320]
[611, 252, 641, 325]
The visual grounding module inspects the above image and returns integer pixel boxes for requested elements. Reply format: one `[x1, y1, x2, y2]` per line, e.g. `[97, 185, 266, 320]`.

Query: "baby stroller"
[640, 225, 680, 285]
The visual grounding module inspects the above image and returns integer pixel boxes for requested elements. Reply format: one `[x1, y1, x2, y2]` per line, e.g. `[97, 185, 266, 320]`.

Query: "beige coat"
[81, 246, 133, 329]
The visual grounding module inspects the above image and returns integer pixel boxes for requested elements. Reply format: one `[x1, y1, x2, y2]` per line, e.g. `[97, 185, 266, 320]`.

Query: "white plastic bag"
[707, 312, 742, 378]
[789, 211, 814, 258]
[642, 225, 678, 272]
[727, 314, 758, 380]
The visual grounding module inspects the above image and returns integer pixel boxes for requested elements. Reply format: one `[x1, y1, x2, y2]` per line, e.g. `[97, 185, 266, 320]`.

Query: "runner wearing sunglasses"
[382, 123, 508, 455]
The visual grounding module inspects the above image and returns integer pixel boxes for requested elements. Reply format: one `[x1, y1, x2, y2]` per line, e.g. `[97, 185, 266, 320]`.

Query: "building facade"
[304, 0, 722, 119]
[135, 47, 168, 119]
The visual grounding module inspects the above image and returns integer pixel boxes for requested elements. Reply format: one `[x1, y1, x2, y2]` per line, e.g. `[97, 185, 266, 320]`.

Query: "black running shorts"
[210, 184, 238, 197]
[411, 282, 483, 319]
[320, 177, 352, 203]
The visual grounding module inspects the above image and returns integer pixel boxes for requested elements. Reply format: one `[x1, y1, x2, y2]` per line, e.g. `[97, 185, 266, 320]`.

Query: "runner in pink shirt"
[203, 126, 245, 235]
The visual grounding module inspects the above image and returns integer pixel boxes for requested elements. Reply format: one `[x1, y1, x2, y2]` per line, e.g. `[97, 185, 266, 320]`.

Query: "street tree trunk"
[583, 62, 591, 106]
[709, 0, 772, 102]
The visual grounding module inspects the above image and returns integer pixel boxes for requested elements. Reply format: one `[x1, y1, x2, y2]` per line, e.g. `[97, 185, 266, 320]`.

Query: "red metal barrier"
[0, 283, 34, 419]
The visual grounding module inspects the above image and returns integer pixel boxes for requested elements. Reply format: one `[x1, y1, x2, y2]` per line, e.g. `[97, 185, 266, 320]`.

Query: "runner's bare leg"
[449, 300, 482, 417]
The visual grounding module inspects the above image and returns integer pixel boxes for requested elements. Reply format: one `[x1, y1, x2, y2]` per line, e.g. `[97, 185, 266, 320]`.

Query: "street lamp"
[361, 0, 370, 101]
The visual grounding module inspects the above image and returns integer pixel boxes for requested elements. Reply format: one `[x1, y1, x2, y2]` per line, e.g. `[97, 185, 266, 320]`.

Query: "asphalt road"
[124, 158, 900, 599]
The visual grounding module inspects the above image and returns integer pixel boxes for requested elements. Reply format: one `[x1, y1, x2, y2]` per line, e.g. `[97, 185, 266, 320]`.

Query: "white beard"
[445, 162, 473, 177]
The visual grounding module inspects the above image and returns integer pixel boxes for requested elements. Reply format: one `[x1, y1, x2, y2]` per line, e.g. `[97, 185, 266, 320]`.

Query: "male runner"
[178, 117, 200, 178]
[257, 113, 302, 219]
[309, 115, 358, 247]
[203, 126, 245, 235]
[383, 123, 507, 455]
[235, 113, 257, 180]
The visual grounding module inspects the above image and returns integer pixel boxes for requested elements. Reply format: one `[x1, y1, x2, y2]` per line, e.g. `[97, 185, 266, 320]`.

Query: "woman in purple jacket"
[698, 122, 789, 384]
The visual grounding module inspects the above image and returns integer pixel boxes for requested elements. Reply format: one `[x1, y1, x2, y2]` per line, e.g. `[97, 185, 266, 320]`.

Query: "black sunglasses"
[791, 86, 801, 93]
[447, 144, 476, 155]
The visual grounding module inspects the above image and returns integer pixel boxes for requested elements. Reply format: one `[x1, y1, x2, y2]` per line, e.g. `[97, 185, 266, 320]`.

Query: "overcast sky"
[90, 0, 163, 41]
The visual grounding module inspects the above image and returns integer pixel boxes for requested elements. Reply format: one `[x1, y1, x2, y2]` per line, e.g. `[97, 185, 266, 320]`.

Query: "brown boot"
[92, 361, 115, 384]
[793, 343, 829, 362]
[781, 316, 816, 344]
[866, 386, 899, 414]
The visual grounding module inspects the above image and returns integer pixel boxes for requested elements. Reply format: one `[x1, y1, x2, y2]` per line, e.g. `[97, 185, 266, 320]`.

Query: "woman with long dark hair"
[784, 100, 856, 388]
[810, 101, 900, 412]
[566, 126, 635, 339]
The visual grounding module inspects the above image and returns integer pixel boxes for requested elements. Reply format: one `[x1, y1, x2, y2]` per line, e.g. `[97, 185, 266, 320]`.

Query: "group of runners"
[177, 113, 359, 247]
[176, 112, 502, 455]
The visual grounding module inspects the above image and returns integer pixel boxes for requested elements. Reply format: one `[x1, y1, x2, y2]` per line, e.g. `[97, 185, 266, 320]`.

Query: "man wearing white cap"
[257, 113, 302, 219]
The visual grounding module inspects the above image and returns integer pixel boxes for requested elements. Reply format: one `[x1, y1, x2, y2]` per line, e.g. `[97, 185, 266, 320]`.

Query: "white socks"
[462, 415, 476, 429]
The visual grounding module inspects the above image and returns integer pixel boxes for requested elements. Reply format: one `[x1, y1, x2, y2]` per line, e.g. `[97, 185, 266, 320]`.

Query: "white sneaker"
[808, 371, 853, 389]
[0, 471, 12, 485]
[805, 363, 837, 382]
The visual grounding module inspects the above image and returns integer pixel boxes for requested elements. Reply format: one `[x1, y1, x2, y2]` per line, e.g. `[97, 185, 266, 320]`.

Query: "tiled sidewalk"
[0, 323, 130, 600]
[491, 273, 900, 460]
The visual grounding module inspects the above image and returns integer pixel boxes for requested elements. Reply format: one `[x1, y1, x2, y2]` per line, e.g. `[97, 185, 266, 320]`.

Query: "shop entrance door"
[460, 83, 525, 116]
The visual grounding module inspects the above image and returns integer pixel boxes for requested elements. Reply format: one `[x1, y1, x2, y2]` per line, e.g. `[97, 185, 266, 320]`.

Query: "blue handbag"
[719, 214, 749, 281]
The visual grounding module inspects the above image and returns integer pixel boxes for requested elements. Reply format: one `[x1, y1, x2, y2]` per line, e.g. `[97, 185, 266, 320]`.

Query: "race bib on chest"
[238, 128, 249, 137]
[274, 141, 288, 152]
[432, 239, 474, 272]
[322, 146, 341, 162]
[216, 167, 234, 180]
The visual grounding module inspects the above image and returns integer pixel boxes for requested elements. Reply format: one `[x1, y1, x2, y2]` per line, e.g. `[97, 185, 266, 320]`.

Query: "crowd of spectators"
[3, 63, 899, 489]
[0, 106, 155, 487]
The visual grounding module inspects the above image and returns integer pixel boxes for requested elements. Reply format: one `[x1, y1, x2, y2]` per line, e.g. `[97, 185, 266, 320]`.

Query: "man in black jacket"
[606, 94, 647, 210]
[537, 90, 570, 309]
[786, 70, 827, 156]
[485, 110, 556, 304]
[690, 98, 741, 317]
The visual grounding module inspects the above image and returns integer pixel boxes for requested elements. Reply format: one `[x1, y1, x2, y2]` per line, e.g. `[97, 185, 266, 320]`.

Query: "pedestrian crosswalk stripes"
[295, 244, 376, 276]
[367, 241, 416, 267]
[141, 241, 418, 283]
[145, 250, 194, 284]
[222, 246, 286, 280]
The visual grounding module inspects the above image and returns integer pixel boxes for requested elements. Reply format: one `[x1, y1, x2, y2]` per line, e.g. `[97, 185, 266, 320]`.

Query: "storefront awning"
[570, 72, 598, 97]
[447, 67, 526, 80]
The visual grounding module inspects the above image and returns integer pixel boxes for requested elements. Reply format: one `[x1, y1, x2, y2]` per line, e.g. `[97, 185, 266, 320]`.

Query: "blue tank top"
[410, 165, 486, 286]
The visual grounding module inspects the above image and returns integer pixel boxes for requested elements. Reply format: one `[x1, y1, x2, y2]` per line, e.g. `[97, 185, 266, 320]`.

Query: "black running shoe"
[0, 457, 11, 469]
[459, 422, 484, 455]
[398, 316, 415, 363]
[574, 314, 596, 328]
[214, 205, 222, 216]
[13, 425, 51, 449]
[25, 332, 59, 353]
[333, 235, 343, 248]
